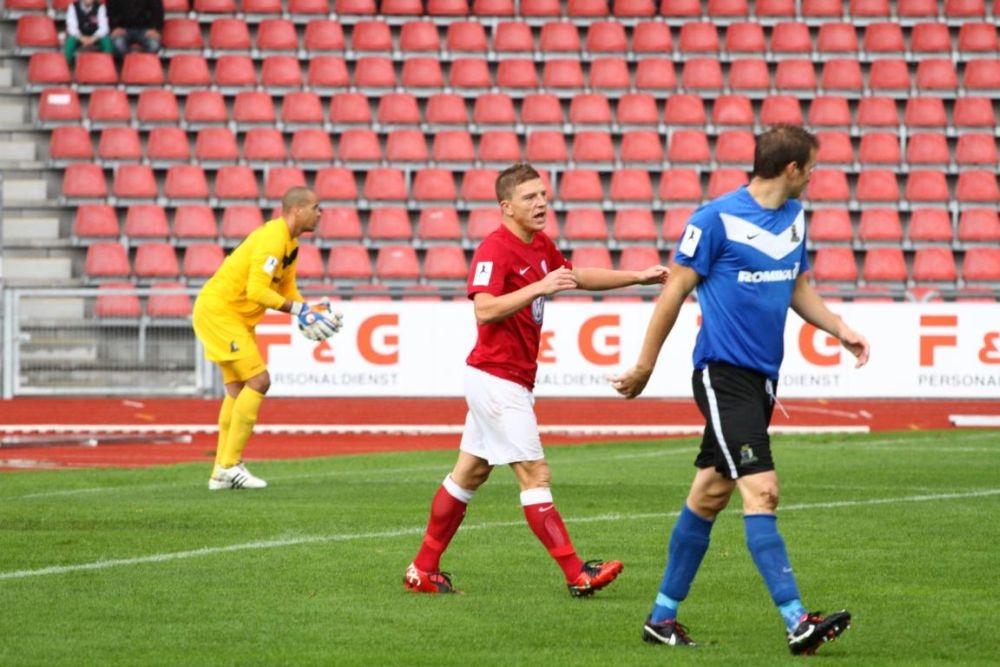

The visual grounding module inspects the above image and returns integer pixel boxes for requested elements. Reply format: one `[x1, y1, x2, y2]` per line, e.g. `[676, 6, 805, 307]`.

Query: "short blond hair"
[495, 162, 542, 203]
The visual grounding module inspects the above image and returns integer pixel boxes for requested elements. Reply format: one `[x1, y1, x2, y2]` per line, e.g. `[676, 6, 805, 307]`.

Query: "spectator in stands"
[403, 162, 669, 596]
[107, 0, 164, 57]
[610, 125, 870, 654]
[63, 0, 113, 67]
[192, 187, 342, 490]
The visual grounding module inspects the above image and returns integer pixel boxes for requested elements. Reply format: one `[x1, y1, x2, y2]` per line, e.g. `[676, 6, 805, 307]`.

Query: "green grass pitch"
[1, 430, 998, 666]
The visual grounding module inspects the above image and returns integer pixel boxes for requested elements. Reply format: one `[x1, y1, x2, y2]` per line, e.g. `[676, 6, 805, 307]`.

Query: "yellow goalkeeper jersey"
[197, 217, 305, 328]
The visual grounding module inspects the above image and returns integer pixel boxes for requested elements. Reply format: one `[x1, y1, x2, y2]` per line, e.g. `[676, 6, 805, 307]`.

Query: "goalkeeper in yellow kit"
[193, 186, 341, 490]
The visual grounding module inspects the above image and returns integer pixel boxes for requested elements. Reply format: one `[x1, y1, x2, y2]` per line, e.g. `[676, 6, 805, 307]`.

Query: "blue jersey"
[674, 186, 810, 379]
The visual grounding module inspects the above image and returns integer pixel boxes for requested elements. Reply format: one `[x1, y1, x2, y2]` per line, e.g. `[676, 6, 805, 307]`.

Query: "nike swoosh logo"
[747, 233, 760, 239]
[538, 505, 554, 512]
[519, 266, 531, 275]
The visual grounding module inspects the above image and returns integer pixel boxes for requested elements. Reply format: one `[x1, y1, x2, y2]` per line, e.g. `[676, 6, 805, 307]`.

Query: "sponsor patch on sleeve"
[262, 255, 279, 274]
[472, 261, 493, 286]
[678, 224, 702, 258]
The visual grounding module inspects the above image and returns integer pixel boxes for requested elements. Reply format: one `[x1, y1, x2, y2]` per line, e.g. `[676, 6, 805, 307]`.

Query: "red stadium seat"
[805, 169, 849, 204]
[73, 204, 119, 242]
[963, 59, 1000, 94]
[857, 208, 902, 244]
[423, 246, 468, 282]
[539, 21, 581, 54]
[957, 209, 1000, 245]
[760, 94, 803, 125]
[162, 18, 204, 52]
[220, 206, 264, 244]
[467, 93, 513, 129]
[364, 168, 408, 203]
[616, 93, 659, 128]
[715, 130, 756, 166]
[208, 18, 251, 53]
[416, 208, 463, 244]
[962, 247, 1000, 283]
[195, 127, 239, 166]
[461, 169, 500, 204]
[820, 59, 863, 95]
[184, 90, 229, 128]
[620, 130, 663, 164]
[493, 22, 533, 54]
[214, 55, 257, 91]
[167, 54, 211, 90]
[678, 22, 720, 55]
[173, 206, 218, 243]
[816, 22, 858, 57]
[809, 208, 853, 244]
[868, 59, 910, 95]
[707, 169, 749, 198]
[264, 167, 308, 203]
[610, 169, 654, 203]
[849, 0, 890, 20]
[425, 94, 468, 129]
[668, 129, 711, 164]
[634, 58, 678, 95]
[957, 22, 998, 53]
[15, 14, 58, 52]
[354, 56, 397, 92]
[38, 88, 82, 127]
[431, 130, 475, 165]
[367, 208, 412, 243]
[447, 21, 488, 54]
[728, 58, 771, 94]
[352, 20, 392, 53]
[124, 204, 170, 244]
[632, 21, 673, 55]
[570, 246, 613, 271]
[450, 58, 492, 91]
[293, 0, 332, 14]
[112, 164, 157, 203]
[915, 59, 958, 93]
[95, 282, 142, 318]
[725, 22, 766, 55]
[525, 131, 568, 165]
[303, 19, 345, 53]
[861, 247, 906, 285]
[465, 208, 503, 245]
[907, 208, 953, 245]
[612, 209, 658, 245]
[377, 93, 421, 129]
[329, 92, 372, 128]
[955, 171, 1000, 204]
[586, 21, 628, 54]
[315, 207, 363, 245]
[306, 56, 349, 92]
[955, 133, 998, 168]
[542, 59, 585, 93]
[559, 170, 604, 205]
[801, 0, 844, 19]
[856, 170, 900, 205]
[49, 125, 94, 164]
[589, 57, 630, 93]
[659, 169, 703, 204]
[478, 131, 521, 165]
[953, 97, 996, 131]
[661, 208, 695, 245]
[98, 126, 142, 163]
[755, 0, 796, 20]
[910, 22, 951, 56]
[770, 22, 811, 56]
[243, 127, 288, 163]
[862, 21, 904, 56]
[338, 129, 382, 165]
[811, 247, 858, 284]
[681, 58, 724, 93]
[62, 163, 108, 203]
[214, 165, 260, 205]
[521, 93, 564, 127]
[84, 243, 131, 282]
[257, 19, 298, 53]
[242, 0, 283, 17]
[807, 96, 851, 129]
[327, 244, 373, 283]
[904, 132, 949, 168]
[856, 96, 898, 129]
[120, 53, 164, 91]
[314, 167, 358, 201]
[182, 245, 224, 283]
[277, 91, 322, 129]
[136, 89, 178, 126]
[569, 93, 612, 128]
[911, 247, 957, 285]
[164, 164, 210, 202]
[133, 243, 181, 282]
[375, 245, 420, 282]
[905, 171, 950, 206]
[386, 129, 430, 164]
[474, 0, 515, 14]
[773, 59, 816, 93]
[612, 0, 655, 16]
[659, 0, 702, 20]
[260, 55, 303, 90]
[195, 0, 237, 11]
[858, 132, 900, 166]
[664, 94, 706, 127]
[903, 97, 947, 131]
[815, 130, 854, 166]
[73, 52, 117, 88]
[713, 94, 755, 127]
[26, 52, 70, 89]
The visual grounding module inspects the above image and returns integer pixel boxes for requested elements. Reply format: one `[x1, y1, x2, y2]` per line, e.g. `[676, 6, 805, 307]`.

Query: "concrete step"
[2, 256, 73, 281]
[1, 177, 48, 202]
[2, 216, 61, 242]
[20, 297, 87, 320]
[0, 139, 35, 162]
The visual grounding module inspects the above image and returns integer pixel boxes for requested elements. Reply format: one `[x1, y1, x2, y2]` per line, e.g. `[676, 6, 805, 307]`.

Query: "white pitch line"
[1, 488, 997, 582]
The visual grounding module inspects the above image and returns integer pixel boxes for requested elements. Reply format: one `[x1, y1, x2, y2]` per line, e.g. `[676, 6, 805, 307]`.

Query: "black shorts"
[692, 362, 776, 480]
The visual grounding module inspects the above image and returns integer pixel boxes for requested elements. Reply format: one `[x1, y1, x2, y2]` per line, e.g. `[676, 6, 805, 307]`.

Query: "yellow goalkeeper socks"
[213, 394, 235, 471]
[219, 387, 265, 469]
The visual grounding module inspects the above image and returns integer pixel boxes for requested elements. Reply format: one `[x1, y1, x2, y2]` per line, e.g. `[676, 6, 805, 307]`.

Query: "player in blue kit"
[611, 125, 870, 655]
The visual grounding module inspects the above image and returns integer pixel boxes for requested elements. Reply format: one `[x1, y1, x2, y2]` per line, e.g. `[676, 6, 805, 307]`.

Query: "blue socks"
[650, 505, 713, 623]
[745, 513, 807, 632]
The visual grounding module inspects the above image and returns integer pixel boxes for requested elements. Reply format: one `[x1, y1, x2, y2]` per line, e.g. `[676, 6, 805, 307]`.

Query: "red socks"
[521, 488, 583, 581]
[413, 476, 474, 572]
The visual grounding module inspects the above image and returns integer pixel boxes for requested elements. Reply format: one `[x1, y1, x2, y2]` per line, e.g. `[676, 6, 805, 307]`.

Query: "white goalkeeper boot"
[208, 462, 268, 490]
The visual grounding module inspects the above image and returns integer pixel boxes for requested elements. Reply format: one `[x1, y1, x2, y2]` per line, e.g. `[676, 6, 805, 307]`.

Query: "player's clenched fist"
[291, 299, 343, 341]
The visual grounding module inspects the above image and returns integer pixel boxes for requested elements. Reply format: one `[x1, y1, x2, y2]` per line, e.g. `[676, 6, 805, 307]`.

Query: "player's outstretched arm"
[573, 265, 669, 291]
[790, 274, 870, 368]
[473, 267, 578, 324]
[609, 264, 699, 399]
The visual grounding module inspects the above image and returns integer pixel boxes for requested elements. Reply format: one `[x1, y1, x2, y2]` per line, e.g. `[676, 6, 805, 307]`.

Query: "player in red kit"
[404, 163, 669, 596]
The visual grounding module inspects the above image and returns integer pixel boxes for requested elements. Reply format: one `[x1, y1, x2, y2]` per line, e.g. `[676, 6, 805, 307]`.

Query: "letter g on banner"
[358, 314, 399, 365]
[579, 314, 620, 365]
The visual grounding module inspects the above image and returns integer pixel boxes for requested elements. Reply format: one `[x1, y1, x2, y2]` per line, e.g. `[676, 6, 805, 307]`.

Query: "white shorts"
[459, 366, 544, 466]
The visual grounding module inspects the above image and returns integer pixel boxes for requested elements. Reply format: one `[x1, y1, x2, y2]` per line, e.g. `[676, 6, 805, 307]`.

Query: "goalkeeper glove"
[291, 300, 343, 341]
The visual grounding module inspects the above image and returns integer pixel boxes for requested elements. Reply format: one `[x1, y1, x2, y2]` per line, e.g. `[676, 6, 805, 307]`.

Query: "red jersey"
[465, 224, 570, 390]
